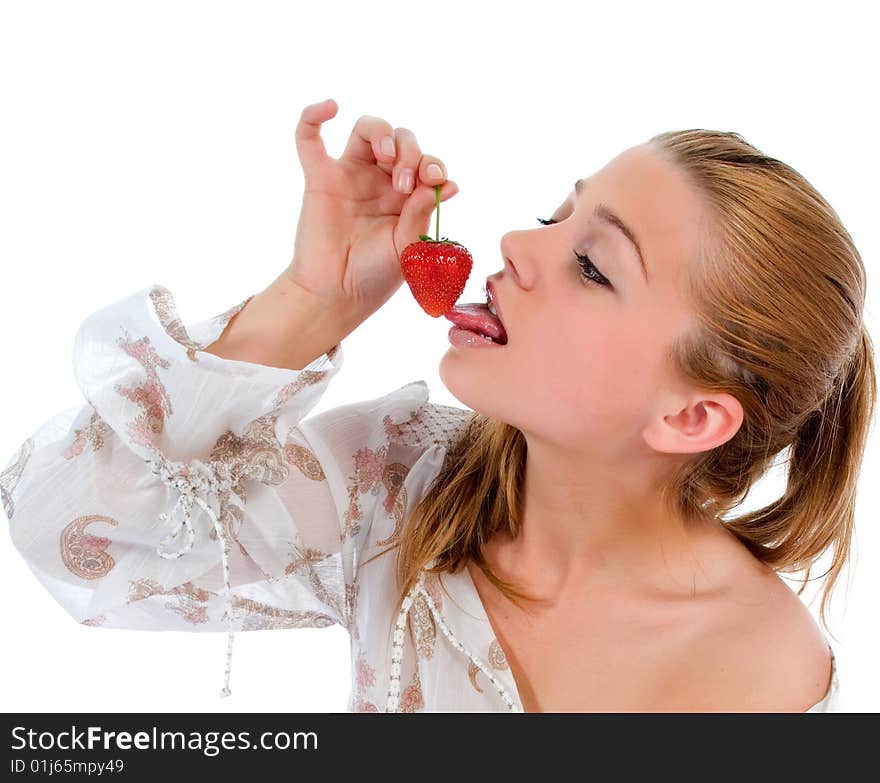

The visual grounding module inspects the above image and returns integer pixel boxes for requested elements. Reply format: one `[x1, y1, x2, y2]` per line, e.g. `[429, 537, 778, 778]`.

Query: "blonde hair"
[365, 130, 876, 645]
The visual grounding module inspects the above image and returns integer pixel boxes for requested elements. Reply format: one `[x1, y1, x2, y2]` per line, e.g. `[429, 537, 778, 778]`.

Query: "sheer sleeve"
[1, 282, 455, 697]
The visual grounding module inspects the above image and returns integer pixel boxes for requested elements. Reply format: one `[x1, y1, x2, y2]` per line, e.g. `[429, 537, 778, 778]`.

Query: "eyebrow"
[574, 178, 648, 283]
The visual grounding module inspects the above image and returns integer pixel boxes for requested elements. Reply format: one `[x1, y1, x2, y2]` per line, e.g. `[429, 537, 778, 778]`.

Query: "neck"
[491, 436, 735, 601]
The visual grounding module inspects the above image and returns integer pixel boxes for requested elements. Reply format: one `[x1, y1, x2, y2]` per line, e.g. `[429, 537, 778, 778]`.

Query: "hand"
[284, 98, 460, 334]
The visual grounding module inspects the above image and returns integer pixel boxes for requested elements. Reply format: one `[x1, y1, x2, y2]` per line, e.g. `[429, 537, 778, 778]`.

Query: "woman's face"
[439, 142, 712, 456]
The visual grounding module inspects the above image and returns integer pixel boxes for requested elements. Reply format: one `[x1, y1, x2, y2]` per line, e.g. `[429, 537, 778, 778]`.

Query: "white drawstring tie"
[385, 569, 520, 712]
[147, 455, 238, 699]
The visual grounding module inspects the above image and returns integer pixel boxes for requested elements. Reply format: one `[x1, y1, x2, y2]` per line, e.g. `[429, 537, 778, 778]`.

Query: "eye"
[536, 217, 612, 289]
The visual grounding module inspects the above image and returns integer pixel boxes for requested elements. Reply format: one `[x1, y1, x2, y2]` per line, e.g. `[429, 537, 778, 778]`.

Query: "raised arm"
[3, 100, 467, 700]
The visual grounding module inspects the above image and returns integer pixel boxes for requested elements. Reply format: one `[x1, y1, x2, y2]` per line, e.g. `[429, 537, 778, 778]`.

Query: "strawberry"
[400, 185, 472, 317]
[400, 237, 473, 317]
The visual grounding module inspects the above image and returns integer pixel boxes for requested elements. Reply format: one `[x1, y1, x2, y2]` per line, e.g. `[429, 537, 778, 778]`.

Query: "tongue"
[443, 303, 508, 344]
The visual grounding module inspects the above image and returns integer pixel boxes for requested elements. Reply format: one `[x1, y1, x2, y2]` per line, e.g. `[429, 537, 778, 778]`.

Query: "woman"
[3, 99, 872, 712]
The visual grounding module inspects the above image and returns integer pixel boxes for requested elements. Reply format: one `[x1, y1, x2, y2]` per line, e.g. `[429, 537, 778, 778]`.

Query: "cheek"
[518, 313, 662, 428]
[436, 300, 673, 443]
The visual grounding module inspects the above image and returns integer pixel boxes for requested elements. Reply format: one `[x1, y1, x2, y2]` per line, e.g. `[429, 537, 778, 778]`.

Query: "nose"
[499, 229, 532, 286]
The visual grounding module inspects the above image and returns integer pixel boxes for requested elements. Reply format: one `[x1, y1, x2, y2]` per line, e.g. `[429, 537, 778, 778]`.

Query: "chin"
[437, 353, 500, 418]
[438, 352, 478, 407]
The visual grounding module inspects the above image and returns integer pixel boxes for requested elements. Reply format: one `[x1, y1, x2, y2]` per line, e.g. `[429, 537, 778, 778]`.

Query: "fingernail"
[427, 163, 443, 179]
[398, 169, 414, 192]
[381, 136, 395, 157]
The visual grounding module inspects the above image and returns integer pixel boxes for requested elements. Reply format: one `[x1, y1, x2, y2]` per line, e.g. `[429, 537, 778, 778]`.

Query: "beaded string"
[385, 570, 521, 713]
[148, 456, 237, 698]
[384, 576, 419, 713]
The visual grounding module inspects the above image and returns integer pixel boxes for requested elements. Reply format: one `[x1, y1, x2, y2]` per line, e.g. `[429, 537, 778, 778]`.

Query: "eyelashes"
[535, 217, 611, 288]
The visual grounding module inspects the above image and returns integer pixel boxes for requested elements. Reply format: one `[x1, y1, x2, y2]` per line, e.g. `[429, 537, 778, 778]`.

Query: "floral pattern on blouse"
[1, 283, 841, 713]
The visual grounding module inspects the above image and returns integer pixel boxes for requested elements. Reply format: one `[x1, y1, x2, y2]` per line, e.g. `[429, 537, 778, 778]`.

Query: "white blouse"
[1, 283, 841, 713]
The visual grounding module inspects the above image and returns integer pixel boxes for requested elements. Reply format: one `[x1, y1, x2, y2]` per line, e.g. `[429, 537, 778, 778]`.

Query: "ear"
[642, 391, 744, 455]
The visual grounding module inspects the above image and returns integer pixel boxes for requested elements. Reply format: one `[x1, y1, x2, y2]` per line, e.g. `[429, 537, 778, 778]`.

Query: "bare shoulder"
[663, 565, 833, 712]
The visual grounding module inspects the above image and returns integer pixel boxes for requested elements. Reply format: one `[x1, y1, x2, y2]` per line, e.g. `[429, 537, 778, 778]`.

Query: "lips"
[443, 303, 507, 344]
[486, 279, 507, 336]
[441, 277, 510, 345]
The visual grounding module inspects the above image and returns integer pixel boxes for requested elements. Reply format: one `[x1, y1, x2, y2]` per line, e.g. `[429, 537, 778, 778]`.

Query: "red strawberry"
[399, 184, 472, 317]
[400, 236, 473, 317]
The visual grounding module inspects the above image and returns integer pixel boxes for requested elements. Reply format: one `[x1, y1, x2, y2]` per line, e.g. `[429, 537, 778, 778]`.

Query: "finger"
[294, 99, 338, 175]
[341, 114, 397, 167]
[396, 180, 460, 252]
[390, 127, 423, 194]
[416, 154, 447, 189]
[390, 131, 449, 195]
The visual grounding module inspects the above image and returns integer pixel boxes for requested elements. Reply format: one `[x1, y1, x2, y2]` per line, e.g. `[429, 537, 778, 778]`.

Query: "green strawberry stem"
[417, 184, 463, 247]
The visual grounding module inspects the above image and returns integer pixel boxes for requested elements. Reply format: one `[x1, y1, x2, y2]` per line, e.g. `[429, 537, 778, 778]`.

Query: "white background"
[0, 0, 877, 712]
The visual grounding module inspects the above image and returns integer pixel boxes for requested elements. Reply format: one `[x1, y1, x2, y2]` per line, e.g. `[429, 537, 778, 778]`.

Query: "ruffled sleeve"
[1, 282, 453, 698]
